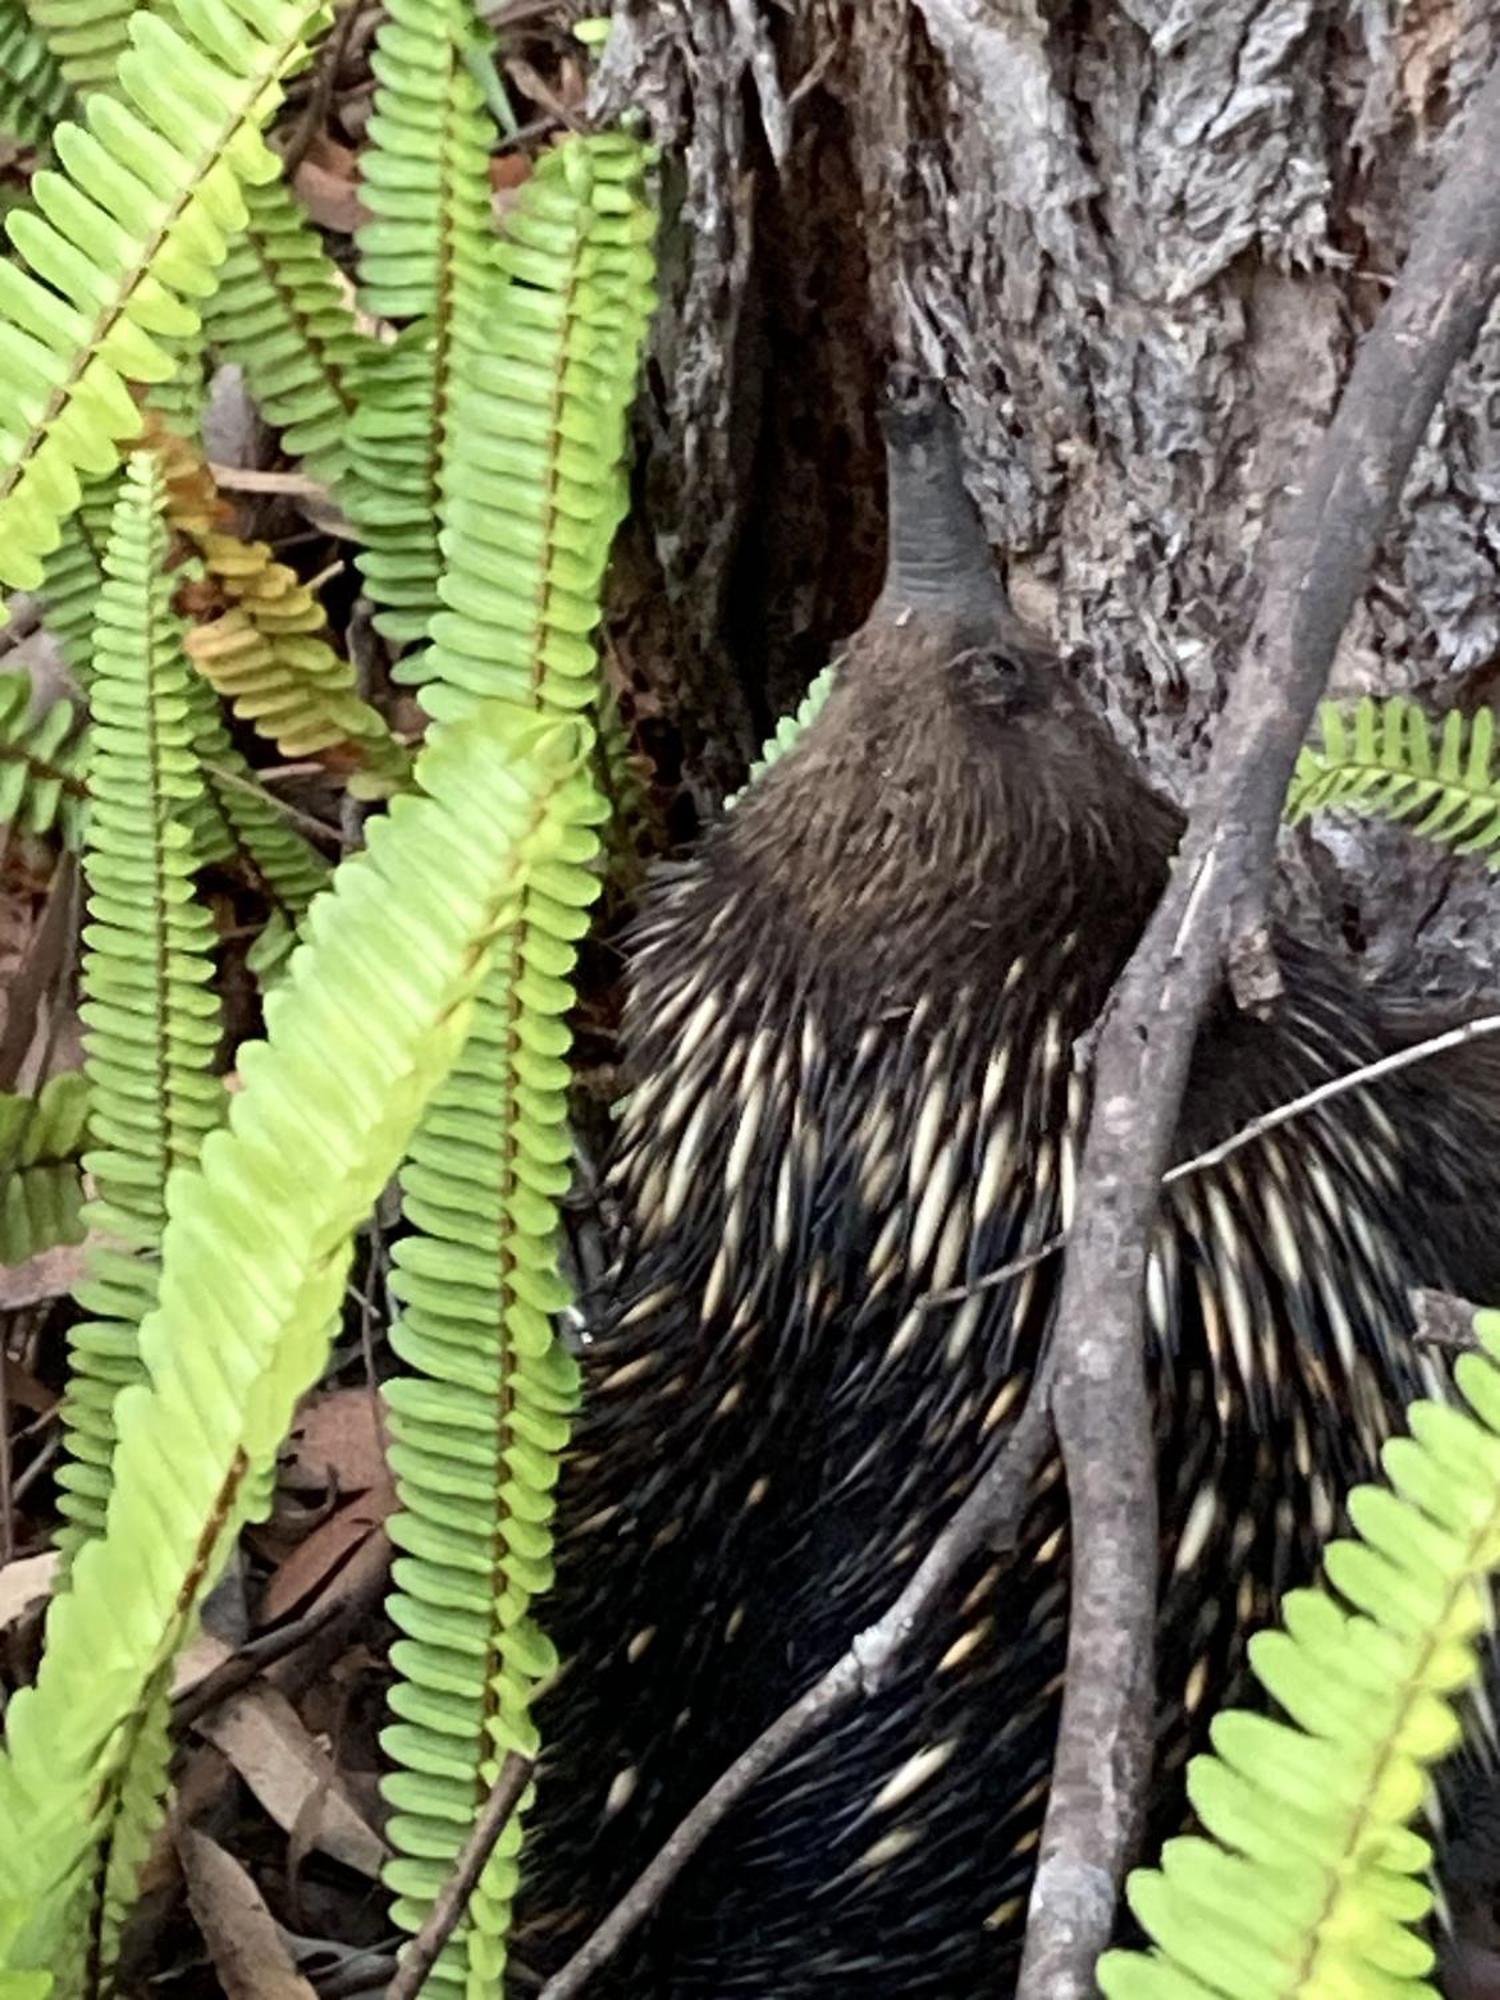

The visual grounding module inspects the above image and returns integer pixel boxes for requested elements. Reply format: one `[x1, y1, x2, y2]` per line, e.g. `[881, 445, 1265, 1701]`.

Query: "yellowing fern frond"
[145, 417, 412, 795]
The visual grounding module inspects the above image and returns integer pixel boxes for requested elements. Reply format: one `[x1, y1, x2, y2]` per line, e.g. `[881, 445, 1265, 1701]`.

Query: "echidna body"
[518, 381, 1500, 1994]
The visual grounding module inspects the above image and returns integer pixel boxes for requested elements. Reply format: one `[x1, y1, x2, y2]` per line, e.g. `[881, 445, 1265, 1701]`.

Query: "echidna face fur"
[513, 419, 1500, 1997]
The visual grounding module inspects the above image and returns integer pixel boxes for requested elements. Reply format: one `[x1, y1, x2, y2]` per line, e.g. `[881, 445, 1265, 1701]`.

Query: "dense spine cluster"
[514, 379, 1500, 1996]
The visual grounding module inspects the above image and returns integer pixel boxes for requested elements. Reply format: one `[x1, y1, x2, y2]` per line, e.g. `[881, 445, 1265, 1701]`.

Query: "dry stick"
[920, 1007, 1500, 1312]
[384, 1751, 536, 2000]
[536, 1363, 1058, 2000]
[1015, 55, 1500, 2000]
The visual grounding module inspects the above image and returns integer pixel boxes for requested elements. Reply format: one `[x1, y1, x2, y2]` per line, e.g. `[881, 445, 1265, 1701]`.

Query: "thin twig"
[1164, 1009, 1500, 1181]
[385, 1753, 535, 2000]
[536, 1365, 1058, 2000]
[919, 1008, 1500, 1313]
[198, 760, 347, 849]
[276, 0, 363, 175]
[1016, 54, 1500, 2000]
[205, 464, 332, 501]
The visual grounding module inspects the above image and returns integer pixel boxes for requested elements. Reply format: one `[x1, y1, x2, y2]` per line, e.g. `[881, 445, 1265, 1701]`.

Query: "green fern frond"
[205, 176, 372, 485]
[0, 707, 594, 1975]
[0, 1072, 89, 1266]
[0, 0, 70, 146]
[344, 0, 499, 641]
[381, 789, 607, 1991]
[1288, 695, 1500, 861]
[0, 0, 333, 598]
[22, 0, 131, 95]
[0, 1910, 49, 2000]
[34, 475, 119, 675]
[727, 657, 840, 808]
[413, 131, 657, 715]
[186, 671, 332, 935]
[0, 671, 86, 843]
[355, 0, 496, 321]
[375, 130, 656, 1988]
[57, 451, 225, 1554]
[1098, 1313, 1500, 2000]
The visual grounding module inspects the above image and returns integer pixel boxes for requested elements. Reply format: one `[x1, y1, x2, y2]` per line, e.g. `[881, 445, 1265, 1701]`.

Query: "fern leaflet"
[1289, 695, 1500, 862]
[0, 0, 333, 596]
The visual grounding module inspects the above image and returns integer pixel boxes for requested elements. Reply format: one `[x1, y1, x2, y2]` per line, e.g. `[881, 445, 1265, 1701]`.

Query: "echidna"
[516, 373, 1500, 1995]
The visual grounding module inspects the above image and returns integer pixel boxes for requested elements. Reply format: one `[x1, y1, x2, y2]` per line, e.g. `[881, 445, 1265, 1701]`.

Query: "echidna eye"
[949, 645, 1027, 711]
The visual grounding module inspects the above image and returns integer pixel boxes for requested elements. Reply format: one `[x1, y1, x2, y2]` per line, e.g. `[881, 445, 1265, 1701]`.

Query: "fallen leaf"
[293, 154, 368, 235]
[0, 1551, 56, 1630]
[283, 1387, 388, 1496]
[197, 1685, 388, 1880]
[258, 1503, 390, 1627]
[0, 1240, 89, 1310]
[171, 1628, 237, 1701]
[177, 1825, 318, 2000]
[2, 1353, 52, 1413]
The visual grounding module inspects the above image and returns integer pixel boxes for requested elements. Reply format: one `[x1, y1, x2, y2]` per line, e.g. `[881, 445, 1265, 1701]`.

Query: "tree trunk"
[594, 0, 1500, 994]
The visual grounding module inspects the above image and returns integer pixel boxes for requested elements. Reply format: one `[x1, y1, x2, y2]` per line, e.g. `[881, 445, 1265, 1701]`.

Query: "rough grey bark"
[592, 0, 1500, 990]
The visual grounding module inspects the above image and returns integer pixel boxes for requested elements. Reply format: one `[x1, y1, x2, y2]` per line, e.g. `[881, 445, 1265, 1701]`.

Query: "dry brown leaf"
[0, 1551, 56, 1630]
[0, 1240, 89, 1310]
[177, 1825, 318, 2000]
[197, 1685, 387, 1879]
[258, 1504, 390, 1627]
[171, 1628, 238, 1701]
[2, 1353, 52, 1413]
[283, 1386, 388, 1496]
[293, 151, 368, 234]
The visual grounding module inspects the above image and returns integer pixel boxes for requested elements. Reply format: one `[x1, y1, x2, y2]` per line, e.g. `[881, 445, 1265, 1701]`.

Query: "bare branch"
[385, 1752, 534, 2000]
[535, 1367, 1058, 2000]
[1016, 53, 1500, 2000]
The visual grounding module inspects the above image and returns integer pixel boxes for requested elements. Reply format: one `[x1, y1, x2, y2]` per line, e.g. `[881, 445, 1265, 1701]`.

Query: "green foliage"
[1098, 1313, 1500, 2000]
[23, 0, 130, 95]
[0, 707, 595, 1979]
[381, 784, 605, 1991]
[730, 656, 840, 807]
[59, 452, 225, 1552]
[345, 0, 499, 640]
[34, 478, 119, 675]
[0, 0, 659, 1973]
[0, 0, 331, 597]
[184, 669, 332, 952]
[378, 130, 657, 1985]
[204, 177, 371, 486]
[414, 132, 657, 714]
[0, 671, 85, 843]
[0, 0, 70, 146]
[1288, 696, 1500, 861]
[0, 1072, 90, 1266]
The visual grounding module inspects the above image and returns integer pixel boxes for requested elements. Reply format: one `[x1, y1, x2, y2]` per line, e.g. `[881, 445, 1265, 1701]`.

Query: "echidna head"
[727, 370, 1180, 940]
